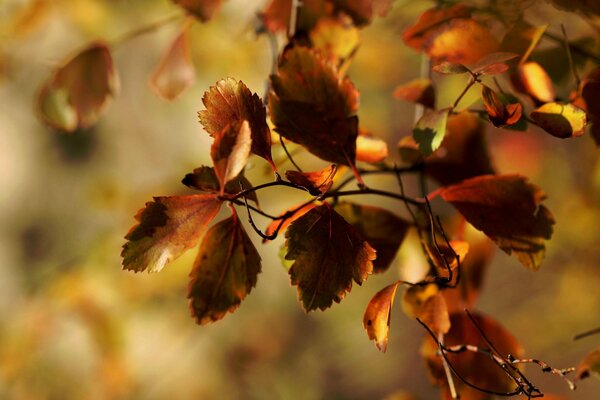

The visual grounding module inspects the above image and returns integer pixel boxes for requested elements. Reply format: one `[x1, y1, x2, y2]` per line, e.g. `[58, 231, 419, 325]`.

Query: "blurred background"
[1, 0, 600, 398]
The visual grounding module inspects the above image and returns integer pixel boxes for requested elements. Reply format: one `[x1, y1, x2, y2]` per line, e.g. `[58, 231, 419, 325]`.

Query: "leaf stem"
[452, 77, 478, 110]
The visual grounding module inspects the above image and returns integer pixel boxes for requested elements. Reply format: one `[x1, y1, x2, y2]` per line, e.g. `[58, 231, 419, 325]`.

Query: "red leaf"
[363, 282, 400, 352]
[172, 0, 222, 22]
[269, 46, 360, 166]
[284, 204, 375, 311]
[210, 120, 252, 194]
[264, 202, 318, 242]
[481, 85, 523, 128]
[188, 210, 261, 324]
[285, 164, 337, 195]
[37, 42, 119, 132]
[122, 194, 222, 273]
[432, 174, 554, 271]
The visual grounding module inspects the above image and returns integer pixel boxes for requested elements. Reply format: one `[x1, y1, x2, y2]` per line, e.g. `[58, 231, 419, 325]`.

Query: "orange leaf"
[511, 61, 555, 104]
[332, 0, 393, 27]
[269, 46, 360, 166]
[181, 166, 258, 204]
[37, 42, 119, 132]
[432, 174, 554, 271]
[356, 132, 389, 163]
[284, 204, 376, 311]
[210, 120, 252, 194]
[393, 78, 435, 108]
[285, 164, 337, 195]
[188, 210, 261, 324]
[363, 282, 400, 352]
[576, 347, 600, 381]
[481, 84, 523, 127]
[199, 78, 275, 169]
[122, 194, 222, 273]
[172, 0, 222, 22]
[401, 283, 438, 319]
[419, 293, 450, 336]
[149, 22, 195, 100]
[264, 202, 318, 242]
[309, 17, 360, 64]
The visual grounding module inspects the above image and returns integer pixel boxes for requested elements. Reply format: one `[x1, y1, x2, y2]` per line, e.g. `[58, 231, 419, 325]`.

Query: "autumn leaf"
[269, 46, 360, 166]
[576, 347, 600, 381]
[309, 17, 360, 64]
[425, 240, 469, 279]
[363, 282, 400, 352]
[481, 84, 522, 128]
[401, 283, 438, 319]
[264, 202, 318, 242]
[334, 202, 409, 273]
[259, 0, 329, 34]
[418, 293, 450, 336]
[181, 165, 258, 204]
[149, 22, 195, 101]
[432, 174, 555, 271]
[469, 52, 518, 75]
[37, 42, 119, 132]
[530, 102, 587, 139]
[285, 164, 337, 195]
[393, 78, 435, 108]
[211, 120, 252, 194]
[332, 0, 393, 27]
[432, 62, 470, 75]
[188, 210, 261, 324]
[122, 195, 222, 273]
[284, 204, 376, 311]
[172, 0, 222, 22]
[511, 61, 555, 104]
[356, 131, 389, 163]
[413, 108, 450, 156]
[199, 78, 275, 169]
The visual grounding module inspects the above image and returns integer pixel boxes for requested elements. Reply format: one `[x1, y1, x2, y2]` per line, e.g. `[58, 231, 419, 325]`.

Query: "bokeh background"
[1, 0, 600, 398]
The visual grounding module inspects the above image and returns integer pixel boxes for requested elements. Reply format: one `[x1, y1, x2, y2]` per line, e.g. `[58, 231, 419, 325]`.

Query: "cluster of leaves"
[31, 0, 600, 398]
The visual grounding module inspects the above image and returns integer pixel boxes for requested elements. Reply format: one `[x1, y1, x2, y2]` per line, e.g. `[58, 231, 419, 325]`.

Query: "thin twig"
[439, 333, 460, 399]
[574, 326, 600, 341]
[452, 77, 478, 110]
[561, 24, 581, 87]
[543, 31, 600, 64]
[279, 135, 303, 172]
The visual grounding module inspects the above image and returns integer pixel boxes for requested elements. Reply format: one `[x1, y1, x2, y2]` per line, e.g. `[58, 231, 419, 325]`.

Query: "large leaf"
[172, 0, 223, 22]
[334, 202, 410, 273]
[181, 166, 258, 204]
[432, 175, 555, 271]
[122, 195, 222, 273]
[269, 46, 360, 166]
[363, 282, 400, 352]
[284, 204, 376, 311]
[210, 120, 252, 193]
[37, 42, 119, 132]
[188, 211, 261, 324]
[199, 78, 274, 168]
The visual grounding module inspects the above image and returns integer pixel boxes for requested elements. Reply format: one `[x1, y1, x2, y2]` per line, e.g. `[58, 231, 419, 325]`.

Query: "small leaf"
[393, 78, 435, 108]
[285, 165, 337, 195]
[188, 210, 261, 324]
[432, 174, 555, 271]
[481, 85, 523, 127]
[37, 42, 119, 132]
[576, 348, 600, 381]
[199, 78, 275, 169]
[419, 293, 450, 335]
[511, 61, 555, 104]
[149, 22, 195, 100]
[172, 0, 222, 22]
[413, 108, 450, 156]
[332, 0, 393, 27]
[181, 166, 258, 204]
[530, 102, 587, 139]
[356, 132, 389, 163]
[122, 195, 222, 273]
[211, 120, 252, 193]
[284, 204, 376, 311]
[335, 202, 410, 273]
[432, 62, 469, 75]
[469, 52, 518, 75]
[363, 282, 400, 352]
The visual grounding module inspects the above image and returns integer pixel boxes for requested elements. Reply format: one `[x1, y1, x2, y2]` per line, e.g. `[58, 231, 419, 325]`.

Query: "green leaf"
[122, 195, 222, 273]
[284, 204, 376, 311]
[413, 108, 450, 156]
[188, 210, 262, 324]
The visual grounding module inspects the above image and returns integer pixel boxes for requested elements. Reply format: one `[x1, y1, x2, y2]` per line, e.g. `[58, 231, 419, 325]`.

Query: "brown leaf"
[469, 52, 518, 75]
[576, 347, 600, 381]
[149, 22, 195, 100]
[419, 293, 451, 336]
[199, 78, 275, 169]
[122, 195, 222, 273]
[356, 131, 389, 163]
[332, 0, 393, 27]
[269, 46, 360, 166]
[37, 42, 119, 132]
[181, 166, 258, 204]
[284, 204, 376, 311]
[211, 120, 252, 193]
[172, 0, 222, 22]
[285, 165, 337, 195]
[401, 283, 439, 319]
[530, 102, 587, 139]
[432, 174, 555, 271]
[421, 311, 523, 399]
[481, 85, 523, 127]
[363, 282, 400, 352]
[393, 78, 435, 108]
[334, 202, 410, 273]
[188, 210, 261, 324]
[511, 61, 555, 104]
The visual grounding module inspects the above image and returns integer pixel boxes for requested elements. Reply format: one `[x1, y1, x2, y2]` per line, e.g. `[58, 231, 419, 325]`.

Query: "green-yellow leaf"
[363, 282, 400, 352]
[413, 108, 450, 156]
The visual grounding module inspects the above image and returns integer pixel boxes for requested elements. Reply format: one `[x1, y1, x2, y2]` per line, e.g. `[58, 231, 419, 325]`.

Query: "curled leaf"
[425, 240, 469, 279]
[188, 211, 261, 324]
[285, 164, 337, 195]
[393, 78, 435, 108]
[530, 102, 587, 139]
[211, 120, 252, 193]
[363, 282, 400, 352]
[122, 195, 222, 273]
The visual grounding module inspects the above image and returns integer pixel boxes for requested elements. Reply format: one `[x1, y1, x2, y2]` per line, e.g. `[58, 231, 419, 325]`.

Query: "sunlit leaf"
[576, 347, 600, 381]
[332, 0, 393, 27]
[511, 61, 555, 104]
[149, 22, 195, 100]
[401, 283, 438, 319]
[285, 164, 338, 195]
[335, 202, 409, 273]
[210, 120, 252, 193]
[393, 78, 435, 108]
[530, 102, 587, 139]
[181, 166, 258, 204]
[419, 293, 450, 336]
[199, 78, 275, 169]
[37, 42, 119, 132]
[264, 202, 318, 242]
[356, 131, 389, 163]
[431, 61, 469, 75]
[481, 85, 522, 127]
[363, 282, 400, 352]
[309, 17, 360, 64]
[413, 108, 450, 156]
[432, 174, 555, 271]
[188, 210, 261, 324]
[269, 46, 360, 166]
[122, 195, 222, 273]
[284, 204, 376, 311]
[172, 0, 222, 22]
